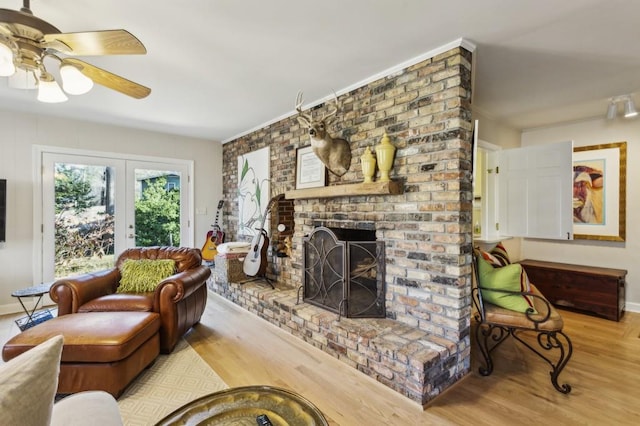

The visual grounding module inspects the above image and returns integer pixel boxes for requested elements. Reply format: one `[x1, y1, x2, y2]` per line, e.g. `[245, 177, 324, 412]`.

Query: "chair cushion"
[117, 258, 176, 293]
[477, 255, 536, 313]
[0, 335, 63, 426]
[79, 293, 154, 312]
[484, 285, 564, 331]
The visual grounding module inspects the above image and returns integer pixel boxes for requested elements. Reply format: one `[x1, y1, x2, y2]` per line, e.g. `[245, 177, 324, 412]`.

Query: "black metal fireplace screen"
[301, 226, 385, 319]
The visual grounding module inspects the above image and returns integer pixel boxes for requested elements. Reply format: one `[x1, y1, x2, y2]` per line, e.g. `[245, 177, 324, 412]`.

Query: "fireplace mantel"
[285, 180, 403, 200]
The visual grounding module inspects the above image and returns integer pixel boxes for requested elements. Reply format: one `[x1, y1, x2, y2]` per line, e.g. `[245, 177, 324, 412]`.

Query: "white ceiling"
[1, 0, 639, 142]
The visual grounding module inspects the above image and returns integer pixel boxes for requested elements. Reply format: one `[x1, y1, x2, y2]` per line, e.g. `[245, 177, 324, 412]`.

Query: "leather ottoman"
[2, 311, 160, 398]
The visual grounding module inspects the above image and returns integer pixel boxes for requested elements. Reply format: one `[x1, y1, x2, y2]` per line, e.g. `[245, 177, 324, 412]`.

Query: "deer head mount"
[295, 91, 352, 177]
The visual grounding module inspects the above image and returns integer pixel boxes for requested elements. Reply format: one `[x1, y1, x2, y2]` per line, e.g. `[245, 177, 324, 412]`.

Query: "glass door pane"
[42, 154, 126, 279]
[126, 161, 190, 249]
[54, 163, 115, 277]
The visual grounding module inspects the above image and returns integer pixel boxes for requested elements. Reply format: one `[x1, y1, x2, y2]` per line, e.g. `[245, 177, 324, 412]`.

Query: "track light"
[624, 97, 638, 118]
[606, 95, 638, 120]
[606, 102, 617, 120]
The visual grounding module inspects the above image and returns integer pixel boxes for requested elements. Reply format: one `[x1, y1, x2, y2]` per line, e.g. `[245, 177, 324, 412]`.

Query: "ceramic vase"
[375, 132, 396, 182]
[360, 146, 376, 183]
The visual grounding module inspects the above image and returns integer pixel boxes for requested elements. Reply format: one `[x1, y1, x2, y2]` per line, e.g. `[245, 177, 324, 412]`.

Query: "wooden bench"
[518, 259, 626, 321]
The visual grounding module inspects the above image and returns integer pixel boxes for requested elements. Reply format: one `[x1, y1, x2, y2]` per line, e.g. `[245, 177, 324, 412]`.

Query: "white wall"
[0, 109, 223, 313]
[521, 117, 639, 312]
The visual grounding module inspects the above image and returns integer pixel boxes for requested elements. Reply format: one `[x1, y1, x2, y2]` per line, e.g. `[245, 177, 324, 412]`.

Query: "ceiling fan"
[0, 0, 150, 103]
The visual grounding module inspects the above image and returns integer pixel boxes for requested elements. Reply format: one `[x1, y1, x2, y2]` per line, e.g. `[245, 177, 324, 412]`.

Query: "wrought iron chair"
[471, 250, 573, 393]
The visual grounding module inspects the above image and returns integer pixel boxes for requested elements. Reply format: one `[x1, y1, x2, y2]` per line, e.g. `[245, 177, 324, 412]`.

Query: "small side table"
[11, 282, 55, 331]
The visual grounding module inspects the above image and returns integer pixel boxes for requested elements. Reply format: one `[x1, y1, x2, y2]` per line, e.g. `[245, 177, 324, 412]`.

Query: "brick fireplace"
[213, 43, 474, 405]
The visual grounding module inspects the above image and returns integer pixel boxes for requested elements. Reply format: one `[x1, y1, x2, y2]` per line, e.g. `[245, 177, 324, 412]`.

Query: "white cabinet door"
[496, 140, 573, 240]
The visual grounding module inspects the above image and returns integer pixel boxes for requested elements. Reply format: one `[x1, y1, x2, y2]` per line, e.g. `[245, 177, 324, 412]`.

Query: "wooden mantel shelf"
[285, 180, 403, 200]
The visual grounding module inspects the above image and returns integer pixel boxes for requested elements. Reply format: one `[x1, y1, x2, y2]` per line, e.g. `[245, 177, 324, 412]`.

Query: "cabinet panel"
[497, 140, 573, 240]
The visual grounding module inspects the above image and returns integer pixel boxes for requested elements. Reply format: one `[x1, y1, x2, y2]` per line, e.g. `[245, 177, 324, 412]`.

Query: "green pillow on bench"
[477, 255, 536, 313]
[118, 259, 176, 293]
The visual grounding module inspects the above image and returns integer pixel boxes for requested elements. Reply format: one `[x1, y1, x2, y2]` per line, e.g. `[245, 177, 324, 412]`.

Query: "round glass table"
[154, 385, 328, 426]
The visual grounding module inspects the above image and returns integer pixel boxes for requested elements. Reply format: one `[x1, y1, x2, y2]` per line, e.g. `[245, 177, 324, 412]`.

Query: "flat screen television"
[0, 179, 6, 242]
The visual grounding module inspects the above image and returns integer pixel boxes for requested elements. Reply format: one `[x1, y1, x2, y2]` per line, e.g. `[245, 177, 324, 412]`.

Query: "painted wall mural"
[237, 146, 270, 237]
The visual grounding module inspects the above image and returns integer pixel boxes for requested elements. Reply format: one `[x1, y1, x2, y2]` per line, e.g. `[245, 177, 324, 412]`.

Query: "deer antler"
[323, 92, 339, 122]
[295, 91, 312, 126]
[295, 91, 304, 113]
[324, 92, 340, 119]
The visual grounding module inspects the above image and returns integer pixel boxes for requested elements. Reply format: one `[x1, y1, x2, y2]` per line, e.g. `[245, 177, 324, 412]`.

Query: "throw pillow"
[477, 255, 535, 313]
[0, 335, 63, 426]
[490, 242, 511, 266]
[478, 242, 511, 267]
[117, 258, 176, 293]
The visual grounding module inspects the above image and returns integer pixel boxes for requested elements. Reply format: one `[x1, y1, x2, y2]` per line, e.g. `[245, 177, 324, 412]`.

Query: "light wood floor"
[2, 292, 640, 425]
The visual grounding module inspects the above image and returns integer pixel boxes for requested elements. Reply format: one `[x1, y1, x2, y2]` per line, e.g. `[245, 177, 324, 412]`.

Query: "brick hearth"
[208, 277, 457, 404]
[217, 43, 474, 405]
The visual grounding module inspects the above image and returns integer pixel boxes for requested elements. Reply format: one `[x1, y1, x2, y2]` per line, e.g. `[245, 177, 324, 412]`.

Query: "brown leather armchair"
[50, 246, 211, 354]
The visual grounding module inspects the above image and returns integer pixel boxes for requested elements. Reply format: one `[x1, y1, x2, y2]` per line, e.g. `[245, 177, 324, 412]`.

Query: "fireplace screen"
[302, 226, 385, 318]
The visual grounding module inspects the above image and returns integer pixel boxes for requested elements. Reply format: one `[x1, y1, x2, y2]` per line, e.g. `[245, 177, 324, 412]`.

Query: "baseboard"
[0, 302, 28, 316]
[625, 301, 640, 313]
[0, 297, 55, 316]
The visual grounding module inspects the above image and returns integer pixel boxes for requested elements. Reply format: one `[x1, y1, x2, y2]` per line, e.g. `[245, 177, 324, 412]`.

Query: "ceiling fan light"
[37, 74, 68, 103]
[606, 101, 617, 120]
[8, 68, 38, 89]
[624, 98, 638, 118]
[0, 42, 16, 77]
[60, 64, 93, 95]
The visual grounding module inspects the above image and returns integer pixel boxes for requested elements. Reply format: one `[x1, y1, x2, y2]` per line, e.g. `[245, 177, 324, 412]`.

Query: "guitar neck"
[256, 195, 283, 234]
[212, 200, 224, 229]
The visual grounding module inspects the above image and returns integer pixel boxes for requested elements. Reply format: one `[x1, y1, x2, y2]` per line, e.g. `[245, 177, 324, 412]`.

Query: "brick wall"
[218, 46, 473, 404]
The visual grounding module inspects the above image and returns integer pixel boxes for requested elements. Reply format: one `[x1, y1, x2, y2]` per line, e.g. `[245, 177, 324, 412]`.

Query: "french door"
[40, 151, 191, 280]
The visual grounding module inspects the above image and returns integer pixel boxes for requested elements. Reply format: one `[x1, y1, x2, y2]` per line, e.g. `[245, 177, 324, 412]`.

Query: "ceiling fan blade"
[62, 58, 151, 99]
[43, 30, 146, 55]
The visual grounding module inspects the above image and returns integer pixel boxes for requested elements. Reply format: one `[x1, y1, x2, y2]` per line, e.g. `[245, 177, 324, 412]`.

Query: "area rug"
[117, 339, 228, 426]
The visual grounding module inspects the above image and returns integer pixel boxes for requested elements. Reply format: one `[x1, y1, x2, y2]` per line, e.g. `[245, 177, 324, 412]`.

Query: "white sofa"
[0, 335, 123, 426]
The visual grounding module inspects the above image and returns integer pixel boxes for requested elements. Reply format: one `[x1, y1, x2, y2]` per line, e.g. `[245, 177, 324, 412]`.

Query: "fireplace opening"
[302, 226, 385, 319]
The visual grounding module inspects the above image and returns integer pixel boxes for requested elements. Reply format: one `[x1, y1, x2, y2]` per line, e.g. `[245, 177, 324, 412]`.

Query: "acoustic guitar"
[243, 194, 283, 277]
[201, 200, 225, 261]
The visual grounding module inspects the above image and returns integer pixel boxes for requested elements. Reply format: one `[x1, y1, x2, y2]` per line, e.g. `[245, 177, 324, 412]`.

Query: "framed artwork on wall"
[238, 147, 270, 237]
[295, 146, 326, 189]
[573, 141, 626, 241]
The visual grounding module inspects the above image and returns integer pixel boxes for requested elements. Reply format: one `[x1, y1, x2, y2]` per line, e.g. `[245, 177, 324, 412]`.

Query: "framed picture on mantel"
[295, 146, 326, 189]
[573, 141, 626, 242]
